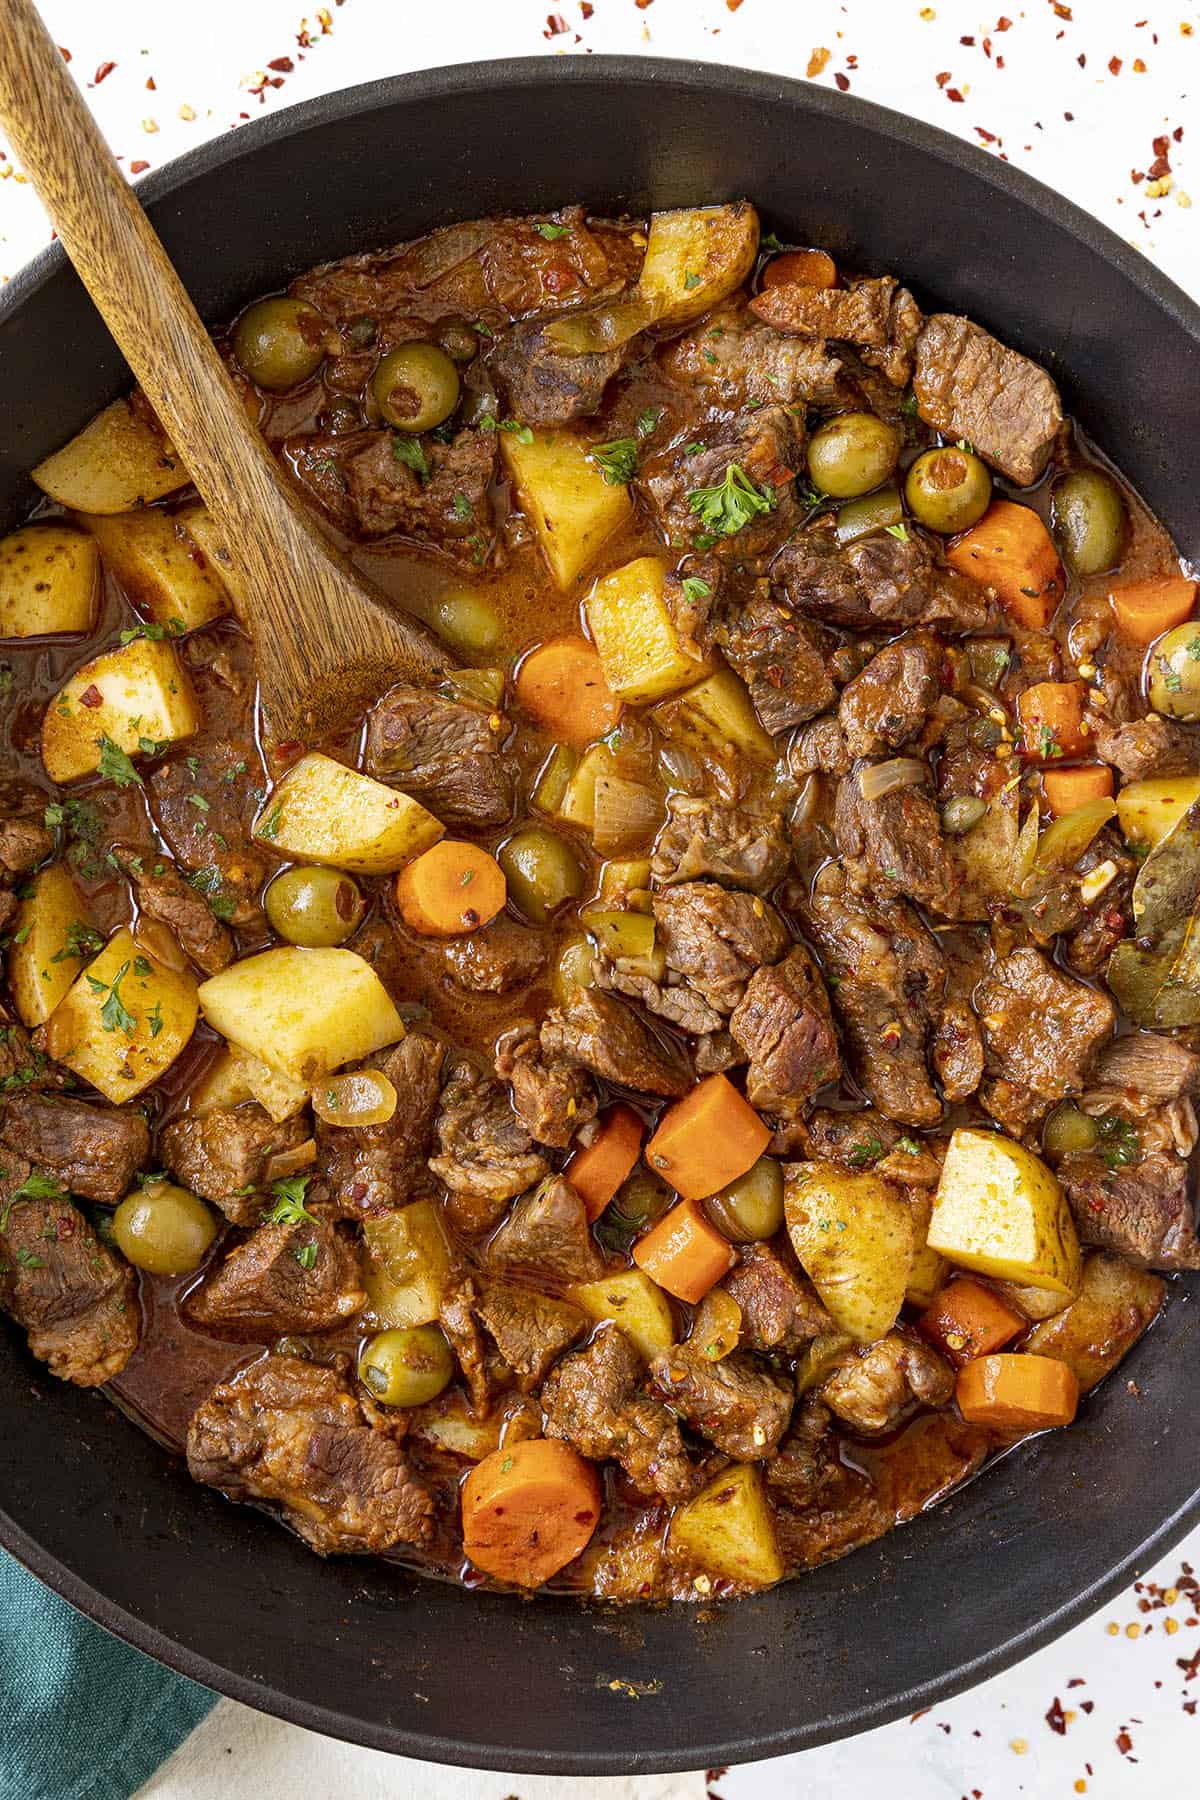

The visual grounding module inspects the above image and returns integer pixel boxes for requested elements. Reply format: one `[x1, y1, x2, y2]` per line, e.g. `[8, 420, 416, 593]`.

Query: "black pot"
[1, 59, 1198, 1777]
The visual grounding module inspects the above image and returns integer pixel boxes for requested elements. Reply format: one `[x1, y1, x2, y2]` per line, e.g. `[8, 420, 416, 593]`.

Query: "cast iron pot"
[1, 57, 1198, 1777]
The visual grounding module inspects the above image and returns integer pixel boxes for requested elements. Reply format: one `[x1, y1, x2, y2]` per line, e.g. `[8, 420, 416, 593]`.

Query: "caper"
[112, 1181, 218, 1276]
[940, 794, 988, 835]
[1052, 469, 1127, 577]
[438, 320, 480, 364]
[372, 341, 461, 432]
[703, 1157, 785, 1243]
[1041, 1102, 1100, 1162]
[265, 865, 365, 947]
[358, 1325, 453, 1408]
[807, 412, 900, 500]
[231, 296, 326, 391]
[498, 827, 584, 926]
[1148, 621, 1200, 721]
[904, 446, 993, 535]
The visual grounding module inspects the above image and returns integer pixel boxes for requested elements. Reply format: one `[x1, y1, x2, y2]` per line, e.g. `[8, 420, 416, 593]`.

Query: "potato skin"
[0, 524, 98, 637]
[928, 1128, 1082, 1296]
[668, 1462, 783, 1589]
[8, 864, 98, 1027]
[254, 751, 443, 876]
[197, 945, 406, 1082]
[32, 399, 188, 514]
[638, 202, 760, 329]
[76, 506, 230, 632]
[1024, 1251, 1164, 1391]
[40, 638, 201, 784]
[784, 1159, 916, 1343]
[41, 927, 198, 1103]
[586, 557, 704, 703]
[501, 428, 631, 590]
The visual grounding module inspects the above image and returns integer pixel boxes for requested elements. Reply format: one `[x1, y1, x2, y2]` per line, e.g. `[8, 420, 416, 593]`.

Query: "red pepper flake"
[1115, 1728, 1135, 1759]
[1064, 111, 1074, 121]
[846, 54, 859, 69]
[834, 71, 850, 91]
[975, 126, 998, 143]
[1132, 58, 1146, 72]
[634, 0, 654, 8]
[945, 87, 965, 103]
[983, 37, 993, 56]
[960, 34, 975, 45]
[93, 61, 116, 85]
[807, 47, 830, 77]
[1174, 125, 1184, 142]
[269, 56, 295, 73]
[1045, 1696, 1068, 1735]
[78, 685, 103, 709]
[996, 14, 1012, 27]
[1077, 52, 1086, 66]
[544, 11, 569, 33]
[706, 1769, 728, 1800]
[910, 1707, 931, 1722]
[1050, 0, 1072, 16]
[58, 45, 71, 61]
[129, 160, 150, 175]
[1109, 56, 1122, 74]
[581, 0, 594, 14]
[726, 0, 744, 10]
[935, 69, 952, 87]
[1080, 1699, 1094, 1713]
[1131, 169, 1145, 183]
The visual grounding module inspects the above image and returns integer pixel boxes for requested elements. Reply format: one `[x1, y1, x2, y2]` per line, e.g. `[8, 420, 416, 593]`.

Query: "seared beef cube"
[127, 857, 233, 975]
[489, 316, 624, 424]
[976, 948, 1114, 1129]
[653, 882, 789, 1017]
[332, 427, 497, 557]
[320, 1031, 445, 1217]
[148, 740, 267, 925]
[774, 520, 994, 635]
[433, 915, 548, 995]
[838, 631, 943, 758]
[161, 1105, 311, 1224]
[787, 713, 852, 777]
[652, 793, 790, 894]
[663, 556, 721, 659]
[486, 1174, 603, 1283]
[186, 1214, 364, 1338]
[636, 406, 806, 563]
[429, 1058, 550, 1235]
[729, 947, 839, 1119]
[750, 274, 898, 346]
[718, 593, 835, 736]
[438, 1277, 491, 1414]
[724, 1242, 831, 1352]
[650, 1340, 793, 1460]
[819, 1330, 954, 1436]
[659, 304, 847, 409]
[766, 1396, 837, 1508]
[1092, 1033, 1200, 1100]
[495, 1024, 596, 1149]
[1088, 712, 1200, 781]
[475, 1278, 587, 1385]
[540, 988, 692, 1099]
[0, 1168, 138, 1385]
[542, 1326, 696, 1503]
[1059, 1149, 1200, 1271]
[0, 815, 53, 879]
[834, 769, 958, 918]
[802, 1108, 943, 1185]
[363, 682, 514, 828]
[0, 1093, 149, 1203]
[860, 286, 923, 388]
[592, 958, 725, 1037]
[930, 997, 985, 1103]
[187, 1354, 432, 1554]
[913, 313, 1063, 486]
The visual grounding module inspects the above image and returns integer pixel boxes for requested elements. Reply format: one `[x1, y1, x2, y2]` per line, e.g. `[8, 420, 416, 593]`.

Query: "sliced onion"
[858, 757, 927, 802]
[132, 915, 190, 974]
[312, 1070, 398, 1129]
[656, 741, 703, 794]
[404, 221, 492, 288]
[592, 775, 662, 858]
[264, 1138, 317, 1184]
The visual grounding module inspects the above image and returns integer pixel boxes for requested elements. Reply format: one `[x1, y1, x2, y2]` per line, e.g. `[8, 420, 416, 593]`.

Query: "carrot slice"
[945, 499, 1065, 630]
[1016, 680, 1089, 762]
[461, 1439, 601, 1588]
[955, 1353, 1079, 1430]
[645, 1072, 770, 1201]
[1108, 575, 1197, 646]
[920, 1278, 1025, 1367]
[632, 1196, 734, 1304]
[565, 1103, 644, 1222]
[1041, 763, 1114, 819]
[516, 637, 622, 748]
[760, 248, 838, 291]
[395, 840, 506, 938]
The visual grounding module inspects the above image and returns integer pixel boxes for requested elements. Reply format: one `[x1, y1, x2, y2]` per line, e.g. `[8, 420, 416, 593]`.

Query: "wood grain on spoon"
[0, 0, 446, 742]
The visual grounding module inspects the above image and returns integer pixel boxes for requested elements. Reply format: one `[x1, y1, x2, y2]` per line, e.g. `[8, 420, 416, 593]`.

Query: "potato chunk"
[197, 945, 405, 1081]
[229, 1047, 309, 1123]
[1024, 1251, 1164, 1390]
[0, 524, 99, 637]
[585, 556, 704, 703]
[32, 399, 188, 514]
[1116, 774, 1200, 854]
[784, 1160, 916, 1343]
[566, 1268, 675, 1362]
[77, 506, 230, 633]
[410, 1393, 502, 1461]
[668, 1463, 783, 1589]
[501, 427, 631, 589]
[638, 203, 760, 329]
[361, 1202, 453, 1329]
[189, 1046, 254, 1115]
[654, 667, 774, 762]
[41, 926, 198, 1103]
[7, 864, 100, 1027]
[41, 638, 201, 784]
[928, 1128, 1081, 1296]
[254, 751, 443, 876]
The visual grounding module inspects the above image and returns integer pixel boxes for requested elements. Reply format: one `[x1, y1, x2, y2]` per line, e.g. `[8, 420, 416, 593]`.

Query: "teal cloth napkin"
[0, 1550, 215, 1800]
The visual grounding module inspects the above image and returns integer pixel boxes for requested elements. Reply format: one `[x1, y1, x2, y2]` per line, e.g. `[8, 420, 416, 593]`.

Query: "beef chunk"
[976, 948, 1114, 1131]
[1088, 712, 1200, 782]
[148, 740, 267, 925]
[729, 947, 839, 1118]
[834, 769, 958, 918]
[750, 274, 898, 346]
[429, 1059, 549, 1234]
[495, 1024, 596, 1149]
[540, 988, 692, 1098]
[186, 1214, 364, 1338]
[838, 631, 943, 758]
[725, 1242, 831, 1352]
[650, 1340, 793, 1459]
[819, 1330, 954, 1435]
[485, 1174, 603, 1282]
[363, 682, 514, 828]
[774, 519, 994, 635]
[717, 593, 836, 736]
[860, 286, 923, 388]
[432, 915, 548, 995]
[636, 406, 806, 563]
[592, 958, 725, 1038]
[659, 304, 847, 409]
[787, 712, 852, 777]
[802, 1108, 943, 1185]
[1059, 1149, 1200, 1271]
[475, 1278, 587, 1385]
[438, 1277, 491, 1413]
[542, 1326, 696, 1502]
[766, 1396, 838, 1508]
[187, 1354, 433, 1554]
[127, 857, 233, 975]
[0, 814, 53, 880]
[0, 1093, 149, 1203]
[913, 313, 1063, 486]
[161, 1105, 311, 1225]
[653, 881, 790, 1016]
[652, 793, 790, 894]
[930, 997, 985, 1103]
[1092, 1033, 1200, 1101]
[302, 426, 497, 558]
[320, 1031, 445, 1217]
[0, 1170, 138, 1385]
[489, 316, 624, 424]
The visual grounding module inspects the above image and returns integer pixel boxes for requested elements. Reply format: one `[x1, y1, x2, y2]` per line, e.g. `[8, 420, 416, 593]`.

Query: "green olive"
[112, 1181, 218, 1276]
[498, 827, 584, 925]
[940, 794, 988, 835]
[1148, 621, 1200, 720]
[1052, 469, 1127, 577]
[265, 865, 365, 947]
[431, 588, 501, 656]
[1041, 1102, 1100, 1162]
[703, 1157, 785, 1243]
[551, 932, 596, 1004]
[807, 412, 900, 500]
[372, 342, 461, 432]
[438, 320, 480, 364]
[358, 1325, 453, 1407]
[904, 446, 993, 534]
[231, 296, 326, 391]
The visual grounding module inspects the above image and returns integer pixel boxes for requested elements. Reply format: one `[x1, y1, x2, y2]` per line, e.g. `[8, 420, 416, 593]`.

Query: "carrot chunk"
[955, 1352, 1079, 1430]
[760, 248, 838, 290]
[565, 1103, 644, 1222]
[645, 1072, 770, 1201]
[515, 637, 622, 748]
[1017, 680, 1089, 762]
[945, 499, 1065, 629]
[461, 1438, 601, 1588]
[920, 1278, 1025, 1367]
[395, 840, 506, 937]
[632, 1196, 734, 1304]
[1040, 763, 1114, 819]
[1108, 574, 1197, 646]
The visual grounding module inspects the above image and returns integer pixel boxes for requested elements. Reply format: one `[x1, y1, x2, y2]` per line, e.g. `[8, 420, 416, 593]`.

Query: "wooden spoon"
[0, 0, 446, 742]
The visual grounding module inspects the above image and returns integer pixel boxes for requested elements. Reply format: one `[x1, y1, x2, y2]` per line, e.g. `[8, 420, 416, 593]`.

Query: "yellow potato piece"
[33, 399, 189, 514]
[410, 1394, 502, 1462]
[0, 524, 99, 637]
[41, 926, 198, 1103]
[361, 1201, 453, 1329]
[654, 666, 774, 762]
[668, 1463, 783, 1589]
[77, 506, 230, 633]
[229, 1046, 309, 1123]
[585, 556, 704, 703]
[1116, 774, 1200, 853]
[904, 1193, 948, 1309]
[41, 638, 201, 784]
[638, 202, 760, 329]
[784, 1160, 916, 1343]
[7, 864, 99, 1027]
[255, 751, 444, 875]
[567, 1269, 675, 1362]
[501, 427, 632, 589]
[198, 945, 405, 1082]
[189, 1046, 255, 1116]
[928, 1127, 1081, 1296]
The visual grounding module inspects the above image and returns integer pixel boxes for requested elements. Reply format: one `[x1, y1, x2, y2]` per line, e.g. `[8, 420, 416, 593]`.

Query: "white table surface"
[4, 1, 1199, 1794]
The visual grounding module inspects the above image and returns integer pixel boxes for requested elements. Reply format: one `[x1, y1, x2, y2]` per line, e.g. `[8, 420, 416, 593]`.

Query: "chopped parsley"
[138, 736, 170, 759]
[1186, 636, 1200, 662]
[848, 1136, 884, 1168]
[680, 575, 712, 605]
[897, 1137, 921, 1156]
[14, 1248, 44, 1269]
[885, 522, 909, 542]
[95, 735, 144, 788]
[1037, 722, 1063, 760]
[1097, 1113, 1139, 1169]
[147, 999, 164, 1039]
[533, 220, 571, 240]
[50, 920, 105, 964]
[294, 1242, 318, 1270]
[478, 415, 533, 445]
[686, 462, 776, 539]
[266, 1174, 317, 1228]
[95, 962, 138, 1037]
[392, 434, 431, 481]
[591, 437, 639, 486]
[1, 1170, 67, 1231]
[635, 405, 662, 438]
[257, 803, 284, 842]
[683, 270, 702, 290]
[0, 666, 13, 701]
[759, 231, 783, 252]
[452, 492, 473, 520]
[118, 618, 184, 644]
[900, 391, 919, 417]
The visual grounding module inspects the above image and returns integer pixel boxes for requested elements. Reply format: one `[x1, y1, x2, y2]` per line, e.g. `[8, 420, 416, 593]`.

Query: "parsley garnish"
[147, 999, 164, 1039]
[119, 618, 184, 644]
[15, 1248, 44, 1269]
[96, 735, 144, 788]
[591, 437, 639, 486]
[0, 667, 13, 700]
[848, 1136, 883, 1168]
[97, 962, 137, 1037]
[294, 1242, 318, 1270]
[393, 435, 431, 480]
[897, 1136, 920, 1156]
[533, 221, 571, 240]
[635, 406, 662, 438]
[680, 575, 712, 605]
[683, 270, 702, 290]
[266, 1174, 317, 1227]
[50, 921, 104, 964]
[452, 492, 473, 520]
[759, 231, 783, 252]
[1, 1170, 67, 1232]
[686, 462, 776, 539]
[1097, 1113, 1139, 1169]
[257, 803, 284, 842]
[479, 415, 534, 445]
[885, 522, 909, 541]
[900, 391, 919, 417]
